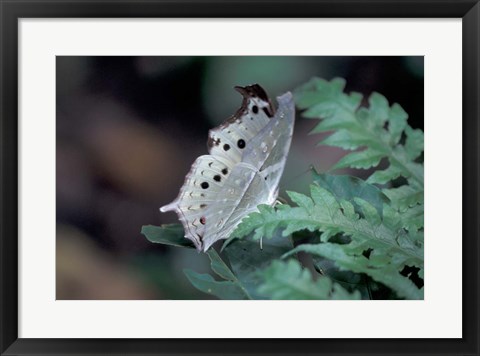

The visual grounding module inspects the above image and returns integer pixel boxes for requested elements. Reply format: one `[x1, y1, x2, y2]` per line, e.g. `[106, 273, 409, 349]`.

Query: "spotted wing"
[201, 92, 295, 251]
[161, 84, 274, 250]
[207, 84, 274, 165]
[160, 86, 294, 252]
[201, 162, 270, 252]
[242, 92, 295, 199]
[160, 155, 234, 250]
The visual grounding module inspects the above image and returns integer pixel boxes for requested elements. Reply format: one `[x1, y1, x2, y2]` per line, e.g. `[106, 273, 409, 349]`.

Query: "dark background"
[56, 56, 423, 299]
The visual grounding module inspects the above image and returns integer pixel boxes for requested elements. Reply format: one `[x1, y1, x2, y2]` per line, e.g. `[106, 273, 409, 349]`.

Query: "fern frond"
[294, 78, 424, 186]
[282, 244, 422, 300]
[383, 185, 424, 211]
[184, 249, 252, 300]
[233, 184, 423, 299]
[258, 259, 361, 300]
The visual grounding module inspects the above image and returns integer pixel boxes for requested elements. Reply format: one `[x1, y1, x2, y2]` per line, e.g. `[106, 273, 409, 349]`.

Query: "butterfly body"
[160, 84, 295, 251]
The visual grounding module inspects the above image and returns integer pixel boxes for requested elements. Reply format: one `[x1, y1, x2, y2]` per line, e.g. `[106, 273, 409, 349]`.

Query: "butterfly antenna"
[287, 165, 317, 185]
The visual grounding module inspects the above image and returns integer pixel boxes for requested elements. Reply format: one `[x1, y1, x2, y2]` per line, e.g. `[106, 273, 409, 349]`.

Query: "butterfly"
[160, 84, 295, 252]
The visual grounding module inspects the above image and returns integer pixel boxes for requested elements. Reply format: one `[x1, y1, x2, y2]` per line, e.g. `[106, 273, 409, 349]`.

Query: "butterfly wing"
[242, 92, 295, 203]
[160, 155, 234, 250]
[207, 84, 274, 165]
[160, 84, 274, 250]
[202, 162, 271, 252]
[202, 93, 295, 251]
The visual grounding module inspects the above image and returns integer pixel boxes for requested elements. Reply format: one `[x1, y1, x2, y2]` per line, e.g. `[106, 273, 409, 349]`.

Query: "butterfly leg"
[274, 197, 288, 205]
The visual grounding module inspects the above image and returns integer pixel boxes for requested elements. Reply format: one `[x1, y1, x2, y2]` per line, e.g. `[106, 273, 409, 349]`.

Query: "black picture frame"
[1, 1, 478, 355]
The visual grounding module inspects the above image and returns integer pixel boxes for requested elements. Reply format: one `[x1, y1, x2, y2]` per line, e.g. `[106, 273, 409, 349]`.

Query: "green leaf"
[192, 249, 253, 299]
[400, 204, 424, 231]
[367, 165, 402, 185]
[207, 249, 237, 281]
[332, 149, 384, 170]
[312, 172, 389, 217]
[309, 184, 339, 211]
[354, 198, 381, 225]
[321, 130, 370, 150]
[383, 185, 423, 211]
[236, 185, 422, 263]
[312, 256, 371, 299]
[257, 259, 361, 300]
[405, 126, 424, 160]
[388, 104, 408, 144]
[295, 77, 424, 253]
[234, 183, 423, 299]
[191, 233, 293, 300]
[177, 244, 257, 300]
[141, 224, 194, 248]
[295, 77, 362, 113]
[283, 244, 423, 300]
[368, 92, 389, 126]
[183, 269, 248, 300]
[287, 191, 314, 210]
[295, 77, 424, 187]
[224, 232, 293, 299]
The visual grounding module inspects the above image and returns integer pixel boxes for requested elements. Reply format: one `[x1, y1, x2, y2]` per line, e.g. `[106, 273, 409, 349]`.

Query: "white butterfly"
[160, 84, 295, 252]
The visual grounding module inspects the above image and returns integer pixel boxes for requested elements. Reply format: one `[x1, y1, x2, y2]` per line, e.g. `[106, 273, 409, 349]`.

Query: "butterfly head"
[235, 84, 275, 118]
